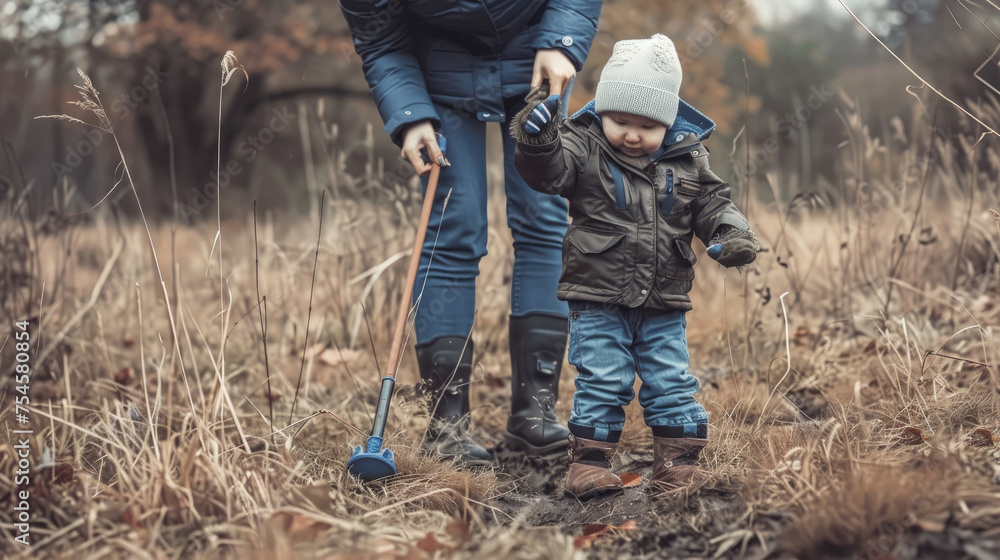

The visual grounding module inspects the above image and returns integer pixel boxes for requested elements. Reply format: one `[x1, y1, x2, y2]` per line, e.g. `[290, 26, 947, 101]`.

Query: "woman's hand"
[531, 48, 576, 97]
[401, 120, 445, 176]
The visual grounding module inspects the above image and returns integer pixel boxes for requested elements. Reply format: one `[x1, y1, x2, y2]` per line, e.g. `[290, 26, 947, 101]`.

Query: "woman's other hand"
[401, 120, 445, 176]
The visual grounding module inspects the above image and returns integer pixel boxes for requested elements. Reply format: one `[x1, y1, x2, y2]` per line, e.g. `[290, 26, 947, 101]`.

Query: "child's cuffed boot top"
[564, 435, 623, 500]
[652, 437, 707, 489]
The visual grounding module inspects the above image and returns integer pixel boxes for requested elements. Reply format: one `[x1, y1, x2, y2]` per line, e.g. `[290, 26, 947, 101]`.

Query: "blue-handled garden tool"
[348, 154, 444, 482]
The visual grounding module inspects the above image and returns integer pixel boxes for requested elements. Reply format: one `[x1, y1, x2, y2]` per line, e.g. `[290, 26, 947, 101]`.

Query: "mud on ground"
[486, 442, 755, 559]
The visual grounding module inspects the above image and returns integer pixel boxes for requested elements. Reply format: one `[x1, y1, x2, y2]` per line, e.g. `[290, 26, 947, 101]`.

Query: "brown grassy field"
[2, 86, 1000, 559]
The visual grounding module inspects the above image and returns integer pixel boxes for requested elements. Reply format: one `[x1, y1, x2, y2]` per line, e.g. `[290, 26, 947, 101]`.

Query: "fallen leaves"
[402, 521, 470, 558]
[307, 344, 365, 369]
[268, 511, 332, 542]
[121, 505, 143, 529]
[970, 428, 999, 447]
[896, 427, 997, 447]
[573, 519, 637, 549]
[416, 532, 448, 554]
[793, 326, 815, 345]
[32, 463, 76, 500]
[115, 366, 136, 385]
[619, 473, 642, 488]
[900, 426, 931, 445]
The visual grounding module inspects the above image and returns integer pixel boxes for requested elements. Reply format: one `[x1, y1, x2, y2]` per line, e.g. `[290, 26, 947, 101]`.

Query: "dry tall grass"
[1, 72, 999, 559]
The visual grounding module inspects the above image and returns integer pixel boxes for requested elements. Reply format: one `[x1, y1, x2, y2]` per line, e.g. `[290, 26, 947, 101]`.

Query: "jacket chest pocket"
[668, 173, 704, 214]
[660, 171, 702, 234]
[676, 177, 703, 198]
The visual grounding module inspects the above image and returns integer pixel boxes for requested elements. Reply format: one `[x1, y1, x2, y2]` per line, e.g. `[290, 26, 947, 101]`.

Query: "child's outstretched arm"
[510, 86, 587, 197]
[689, 152, 759, 268]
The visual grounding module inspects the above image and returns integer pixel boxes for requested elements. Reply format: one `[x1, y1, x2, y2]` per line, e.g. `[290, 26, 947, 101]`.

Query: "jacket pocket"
[674, 238, 698, 267]
[654, 238, 696, 296]
[564, 227, 627, 294]
[676, 178, 703, 198]
[663, 173, 701, 237]
[669, 176, 702, 214]
[568, 228, 625, 254]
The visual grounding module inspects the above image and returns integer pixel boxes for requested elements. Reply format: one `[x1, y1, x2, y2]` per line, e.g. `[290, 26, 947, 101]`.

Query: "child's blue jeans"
[566, 300, 708, 443]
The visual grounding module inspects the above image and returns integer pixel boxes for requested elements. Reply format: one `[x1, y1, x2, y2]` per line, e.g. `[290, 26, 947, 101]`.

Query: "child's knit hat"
[595, 34, 682, 127]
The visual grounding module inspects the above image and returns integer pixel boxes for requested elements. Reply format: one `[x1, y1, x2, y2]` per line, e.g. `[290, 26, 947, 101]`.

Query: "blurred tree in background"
[2, 0, 367, 217]
[734, 0, 999, 200]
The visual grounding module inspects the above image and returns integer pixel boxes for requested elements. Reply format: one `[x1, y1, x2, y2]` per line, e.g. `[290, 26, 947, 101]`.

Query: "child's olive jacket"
[338, 0, 603, 145]
[513, 98, 749, 311]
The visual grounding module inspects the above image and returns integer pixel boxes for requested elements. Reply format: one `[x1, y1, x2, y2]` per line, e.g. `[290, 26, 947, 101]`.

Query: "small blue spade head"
[347, 436, 396, 482]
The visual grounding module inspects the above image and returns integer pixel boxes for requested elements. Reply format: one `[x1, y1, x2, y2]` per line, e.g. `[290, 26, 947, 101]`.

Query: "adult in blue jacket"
[339, 0, 604, 465]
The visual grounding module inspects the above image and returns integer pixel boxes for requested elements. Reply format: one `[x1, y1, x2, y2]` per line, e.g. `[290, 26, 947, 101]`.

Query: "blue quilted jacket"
[339, 0, 603, 144]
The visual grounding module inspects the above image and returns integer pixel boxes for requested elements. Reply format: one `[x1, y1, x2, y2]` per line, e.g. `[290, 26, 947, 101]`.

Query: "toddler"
[512, 34, 758, 499]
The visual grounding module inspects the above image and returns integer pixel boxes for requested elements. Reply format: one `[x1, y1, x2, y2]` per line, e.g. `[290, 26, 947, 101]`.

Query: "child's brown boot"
[651, 437, 707, 489]
[564, 435, 623, 500]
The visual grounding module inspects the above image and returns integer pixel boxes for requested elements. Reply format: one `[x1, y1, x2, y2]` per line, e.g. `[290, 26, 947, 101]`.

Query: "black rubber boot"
[505, 314, 572, 454]
[414, 336, 493, 467]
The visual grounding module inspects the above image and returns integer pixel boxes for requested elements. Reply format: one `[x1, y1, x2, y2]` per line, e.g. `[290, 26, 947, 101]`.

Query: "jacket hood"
[571, 98, 716, 146]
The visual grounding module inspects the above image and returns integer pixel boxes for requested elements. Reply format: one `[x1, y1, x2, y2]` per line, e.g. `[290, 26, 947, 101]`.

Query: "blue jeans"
[566, 300, 708, 442]
[412, 102, 569, 342]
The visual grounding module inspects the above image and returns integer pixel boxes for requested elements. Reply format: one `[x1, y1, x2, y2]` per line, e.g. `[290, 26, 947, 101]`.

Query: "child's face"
[600, 111, 668, 157]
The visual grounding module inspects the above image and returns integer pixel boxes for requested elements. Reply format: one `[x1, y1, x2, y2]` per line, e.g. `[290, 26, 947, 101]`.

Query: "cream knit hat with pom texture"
[595, 34, 682, 127]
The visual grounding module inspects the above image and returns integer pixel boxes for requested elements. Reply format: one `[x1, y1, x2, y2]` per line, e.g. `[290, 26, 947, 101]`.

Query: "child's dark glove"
[511, 84, 561, 145]
[522, 94, 560, 136]
[707, 225, 760, 269]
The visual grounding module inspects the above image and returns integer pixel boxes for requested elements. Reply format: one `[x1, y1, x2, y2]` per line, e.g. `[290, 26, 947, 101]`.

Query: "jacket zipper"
[661, 169, 675, 215]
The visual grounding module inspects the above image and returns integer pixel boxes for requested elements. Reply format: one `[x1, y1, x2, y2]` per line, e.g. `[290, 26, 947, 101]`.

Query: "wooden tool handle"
[384, 163, 441, 379]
